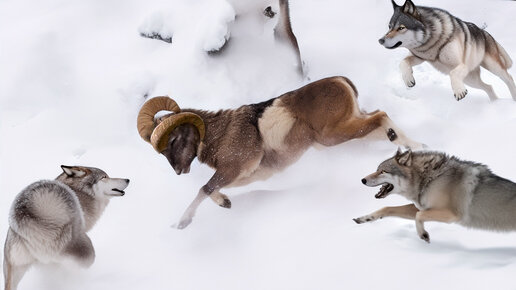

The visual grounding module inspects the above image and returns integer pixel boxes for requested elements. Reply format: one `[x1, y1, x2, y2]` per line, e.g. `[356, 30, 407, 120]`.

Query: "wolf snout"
[378, 38, 385, 45]
[361, 178, 367, 185]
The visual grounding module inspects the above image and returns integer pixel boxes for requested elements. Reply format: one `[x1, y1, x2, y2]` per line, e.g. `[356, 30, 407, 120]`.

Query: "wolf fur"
[354, 149, 516, 243]
[3, 166, 129, 290]
[379, 0, 516, 101]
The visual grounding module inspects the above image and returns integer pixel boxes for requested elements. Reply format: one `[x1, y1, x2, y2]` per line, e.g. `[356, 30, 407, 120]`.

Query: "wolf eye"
[397, 25, 406, 31]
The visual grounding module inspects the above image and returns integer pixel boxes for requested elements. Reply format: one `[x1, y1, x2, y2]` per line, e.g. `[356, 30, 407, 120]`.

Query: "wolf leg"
[450, 64, 470, 100]
[353, 204, 418, 224]
[400, 55, 424, 88]
[4, 264, 31, 290]
[415, 208, 459, 243]
[482, 56, 516, 100]
[4, 229, 34, 290]
[65, 233, 95, 268]
[464, 67, 498, 101]
[176, 167, 241, 229]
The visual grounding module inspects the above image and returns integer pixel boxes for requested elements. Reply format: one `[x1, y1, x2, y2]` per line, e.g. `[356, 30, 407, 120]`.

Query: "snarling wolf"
[355, 149, 516, 243]
[137, 76, 423, 229]
[379, 0, 516, 101]
[3, 166, 130, 290]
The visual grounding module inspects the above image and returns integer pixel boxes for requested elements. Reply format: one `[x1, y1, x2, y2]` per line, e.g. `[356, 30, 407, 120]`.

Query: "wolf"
[354, 149, 516, 243]
[379, 0, 516, 101]
[3, 166, 130, 290]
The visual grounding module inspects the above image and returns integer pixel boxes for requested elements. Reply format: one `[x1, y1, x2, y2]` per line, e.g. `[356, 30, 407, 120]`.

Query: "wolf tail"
[496, 41, 513, 69]
[486, 31, 513, 69]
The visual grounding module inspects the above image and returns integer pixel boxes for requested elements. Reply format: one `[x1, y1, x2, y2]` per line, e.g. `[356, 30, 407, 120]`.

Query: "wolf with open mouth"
[3, 165, 130, 290]
[355, 149, 516, 243]
[379, 0, 516, 101]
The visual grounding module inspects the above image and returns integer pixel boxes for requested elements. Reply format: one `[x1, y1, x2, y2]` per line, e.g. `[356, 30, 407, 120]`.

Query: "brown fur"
[152, 76, 422, 228]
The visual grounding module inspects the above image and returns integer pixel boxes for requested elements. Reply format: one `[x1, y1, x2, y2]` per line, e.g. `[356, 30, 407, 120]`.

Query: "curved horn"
[137, 96, 180, 142]
[150, 112, 206, 153]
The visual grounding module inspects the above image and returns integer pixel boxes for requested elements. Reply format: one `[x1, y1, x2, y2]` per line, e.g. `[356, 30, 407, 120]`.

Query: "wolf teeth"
[375, 184, 394, 198]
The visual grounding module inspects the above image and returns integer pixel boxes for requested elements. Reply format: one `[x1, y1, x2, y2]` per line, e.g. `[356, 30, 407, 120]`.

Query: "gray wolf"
[137, 76, 424, 229]
[3, 166, 130, 290]
[379, 0, 516, 101]
[354, 149, 516, 243]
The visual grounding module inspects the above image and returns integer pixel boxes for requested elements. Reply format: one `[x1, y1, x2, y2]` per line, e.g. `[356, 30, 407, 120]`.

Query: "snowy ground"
[1, 0, 516, 289]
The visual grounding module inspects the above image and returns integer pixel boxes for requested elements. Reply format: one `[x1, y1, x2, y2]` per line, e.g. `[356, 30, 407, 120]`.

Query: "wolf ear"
[391, 0, 399, 9]
[61, 165, 86, 177]
[402, 0, 420, 18]
[396, 149, 413, 166]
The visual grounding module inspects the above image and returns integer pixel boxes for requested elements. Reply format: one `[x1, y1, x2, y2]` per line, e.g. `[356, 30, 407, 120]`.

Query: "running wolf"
[379, 0, 516, 101]
[354, 149, 516, 243]
[3, 166, 130, 290]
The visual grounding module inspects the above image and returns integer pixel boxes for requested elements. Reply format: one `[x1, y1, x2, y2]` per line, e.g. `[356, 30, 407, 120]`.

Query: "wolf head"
[361, 148, 413, 199]
[57, 165, 130, 198]
[379, 0, 425, 49]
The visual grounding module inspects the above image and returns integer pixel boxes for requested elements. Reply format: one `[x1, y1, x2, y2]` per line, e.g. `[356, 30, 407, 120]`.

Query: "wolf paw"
[419, 231, 430, 243]
[401, 70, 416, 88]
[454, 89, 468, 101]
[403, 76, 416, 88]
[353, 215, 377, 224]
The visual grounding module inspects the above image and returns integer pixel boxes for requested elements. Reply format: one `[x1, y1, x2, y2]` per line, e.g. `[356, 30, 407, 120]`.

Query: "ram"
[137, 76, 423, 229]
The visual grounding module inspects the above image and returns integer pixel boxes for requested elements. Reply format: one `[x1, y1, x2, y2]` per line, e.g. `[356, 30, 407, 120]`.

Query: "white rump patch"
[258, 99, 295, 151]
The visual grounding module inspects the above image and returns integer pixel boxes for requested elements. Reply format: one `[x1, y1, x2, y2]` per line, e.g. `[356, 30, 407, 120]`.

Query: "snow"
[1, 0, 516, 289]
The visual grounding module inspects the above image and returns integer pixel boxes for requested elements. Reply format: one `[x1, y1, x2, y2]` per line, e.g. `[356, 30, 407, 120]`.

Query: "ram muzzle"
[137, 96, 205, 153]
